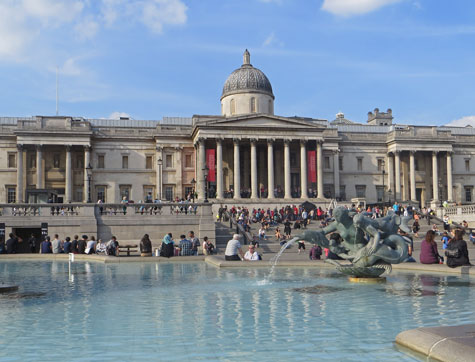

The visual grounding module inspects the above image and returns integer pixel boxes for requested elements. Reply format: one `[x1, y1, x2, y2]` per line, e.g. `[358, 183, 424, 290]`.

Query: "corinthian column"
[284, 139, 291, 199]
[83, 146, 91, 203]
[447, 151, 453, 202]
[65, 145, 72, 202]
[409, 151, 416, 201]
[197, 138, 206, 200]
[300, 140, 308, 199]
[267, 139, 274, 199]
[233, 139, 240, 199]
[333, 150, 340, 199]
[250, 139, 258, 199]
[395, 151, 401, 201]
[16, 144, 24, 203]
[216, 139, 223, 199]
[432, 151, 439, 202]
[317, 141, 323, 199]
[36, 145, 44, 189]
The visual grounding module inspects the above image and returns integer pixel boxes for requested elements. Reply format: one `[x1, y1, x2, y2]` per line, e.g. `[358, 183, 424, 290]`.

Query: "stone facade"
[1, 51, 475, 207]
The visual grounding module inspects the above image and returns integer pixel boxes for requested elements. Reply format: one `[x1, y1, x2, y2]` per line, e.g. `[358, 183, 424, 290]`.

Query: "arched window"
[230, 99, 236, 115]
[250, 97, 256, 113]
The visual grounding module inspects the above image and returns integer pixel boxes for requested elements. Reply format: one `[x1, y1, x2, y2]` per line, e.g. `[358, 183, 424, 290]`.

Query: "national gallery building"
[1, 50, 475, 207]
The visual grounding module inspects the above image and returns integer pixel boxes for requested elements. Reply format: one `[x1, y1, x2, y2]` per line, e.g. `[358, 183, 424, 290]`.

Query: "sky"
[1, 0, 475, 126]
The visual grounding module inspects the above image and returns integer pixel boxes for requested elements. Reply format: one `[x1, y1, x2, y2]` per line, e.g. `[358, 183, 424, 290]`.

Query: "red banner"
[307, 150, 316, 183]
[206, 149, 216, 182]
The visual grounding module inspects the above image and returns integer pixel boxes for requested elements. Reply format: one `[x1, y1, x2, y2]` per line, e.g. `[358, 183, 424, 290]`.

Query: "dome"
[221, 50, 274, 100]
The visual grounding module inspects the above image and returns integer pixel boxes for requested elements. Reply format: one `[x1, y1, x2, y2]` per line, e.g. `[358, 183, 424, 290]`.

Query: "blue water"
[0, 261, 474, 361]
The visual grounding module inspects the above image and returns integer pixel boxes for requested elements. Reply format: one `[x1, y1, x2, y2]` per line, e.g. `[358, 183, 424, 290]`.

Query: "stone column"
[387, 153, 394, 199]
[432, 151, 439, 202]
[409, 151, 416, 201]
[333, 150, 340, 199]
[250, 139, 258, 199]
[16, 144, 24, 203]
[175, 146, 183, 199]
[395, 151, 401, 201]
[233, 139, 240, 199]
[197, 138, 206, 200]
[36, 145, 44, 189]
[300, 140, 308, 199]
[65, 145, 72, 202]
[156, 146, 163, 200]
[284, 140, 291, 198]
[267, 139, 274, 199]
[447, 151, 453, 202]
[83, 146, 91, 203]
[317, 141, 323, 199]
[216, 138, 224, 199]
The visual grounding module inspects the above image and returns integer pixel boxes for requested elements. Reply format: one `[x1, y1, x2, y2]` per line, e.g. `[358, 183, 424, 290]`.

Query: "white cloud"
[445, 116, 475, 128]
[109, 111, 132, 119]
[262, 32, 284, 47]
[141, 0, 188, 34]
[75, 17, 99, 40]
[321, 0, 403, 17]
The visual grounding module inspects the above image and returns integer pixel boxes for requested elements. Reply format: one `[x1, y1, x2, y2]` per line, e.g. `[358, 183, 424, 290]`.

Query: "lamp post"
[191, 178, 196, 203]
[157, 158, 162, 200]
[203, 166, 209, 203]
[85, 163, 93, 203]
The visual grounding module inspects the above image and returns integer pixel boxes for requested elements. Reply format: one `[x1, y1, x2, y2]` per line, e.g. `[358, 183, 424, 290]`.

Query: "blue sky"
[1, 0, 475, 126]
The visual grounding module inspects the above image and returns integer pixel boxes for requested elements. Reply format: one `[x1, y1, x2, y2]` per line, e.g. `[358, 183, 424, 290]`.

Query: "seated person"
[420, 230, 443, 264]
[224, 234, 244, 261]
[470, 230, 475, 245]
[275, 227, 282, 241]
[160, 233, 175, 258]
[309, 244, 322, 260]
[85, 236, 97, 255]
[445, 229, 471, 268]
[441, 232, 450, 250]
[258, 227, 266, 240]
[244, 245, 259, 261]
[202, 236, 215, 255]
[40, 236, 52, 254]
[178, 234, 193, 256]
[63, 237, 72, 254]
[106, 236, 119, 256]
[140, 234, 153, 256]
[96, 239, 107, 254]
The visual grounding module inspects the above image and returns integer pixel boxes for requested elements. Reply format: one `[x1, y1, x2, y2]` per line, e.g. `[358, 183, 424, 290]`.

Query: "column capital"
[300, 139, 307, 146]
[216, 137, 224, 144]
[409, 150, 416, 155]
[446, 151, 454, 156]
[66, 145, 72, 152]
[267, 138, 275, 145]
[331, 149, 339, 155]
[250, 138, 258, 144]
[394, 150, 401, 155]
[175, 146, 183, 151]
[283, 138, 292, 145]
[316, 139, 323, 145]
[156, 145, 163, 152]
[35, 145, 42, 151]
[432, 151, 439, 156]
[233, 138, 240, 145]
[16, 144, 24, 152]
[84, 145, 92, 152]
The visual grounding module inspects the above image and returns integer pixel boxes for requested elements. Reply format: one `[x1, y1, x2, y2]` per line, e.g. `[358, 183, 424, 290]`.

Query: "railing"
[0, 202, 209, 218]
[444, 204, 475, 217]
[225, 210, 254, 245]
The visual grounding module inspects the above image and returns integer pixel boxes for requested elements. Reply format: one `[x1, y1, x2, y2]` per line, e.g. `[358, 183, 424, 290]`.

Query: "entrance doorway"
[12, 227, 41, 253]
[416, 188, 423, 208]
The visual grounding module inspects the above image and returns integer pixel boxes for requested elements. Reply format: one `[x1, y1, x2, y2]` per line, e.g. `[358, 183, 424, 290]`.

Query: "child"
[441, 231, 450, 250]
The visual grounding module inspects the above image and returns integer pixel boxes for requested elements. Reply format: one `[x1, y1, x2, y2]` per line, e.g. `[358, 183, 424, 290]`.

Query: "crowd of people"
[158, 231, 215, 258]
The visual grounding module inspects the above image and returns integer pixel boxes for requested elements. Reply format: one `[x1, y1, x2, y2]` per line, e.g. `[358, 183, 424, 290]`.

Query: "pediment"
[197, 114, 326, 129]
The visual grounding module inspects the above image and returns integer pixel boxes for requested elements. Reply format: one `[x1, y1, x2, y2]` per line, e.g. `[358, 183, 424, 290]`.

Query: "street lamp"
[157, 158, 162, 200]
[191, 178, 196, 203]
[85, 163, 93, 203]
[203, 166, 209, 203]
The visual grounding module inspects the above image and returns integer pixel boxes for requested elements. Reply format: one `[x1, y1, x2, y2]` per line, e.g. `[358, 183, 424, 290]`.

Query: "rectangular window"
[8, 153, 16, 168]
[339, 157, 343, 171]
[355, 185, 366, 198]
[339, 185, 346, 200]
[75, 155, 84, 169]
[290, 152, 297, 167]
[122, 156, 128, 169]
[324, 156, 330, 169]
[96, 186, 106, 203]
[75, 189, 83, 202]
[376, 186, 384, 202]
[143, 186, 154, 201]
[7, 186, 16, 203]
[185, 186, 193, 198]
[29, 154, 36, 169]
[465, 186, 472, 203]
[185, 154, 192, 168]
[377, 159, 384, 172]
[53, 154, 60, 168]
[146, 156, 153, 169]
[323, 184, 333, 198]
[165, 186, 174, 201]
[166, 154, 173, 168]
[357, 157, 363, 171]
[465, 159, 470, 172]
[98, 155, 105, 169]
[120, 185, 131, 201]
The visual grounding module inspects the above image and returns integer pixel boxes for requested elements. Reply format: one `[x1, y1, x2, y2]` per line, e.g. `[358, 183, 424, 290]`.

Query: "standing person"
[284, 219, 292, 239]
[5, 233, 19, 254]
[77, 235, 87, 254]
[297, 239, 306, 254]
[445, 229, 471, 268]
[441, 231, 450, 250]
[63, 237, 72, 254]
[52, 234, 62, 254]
[40, 236, 52, 254]
[28, 234, 37, 253]
[412, 220, 420, 238]
[224, 234, 244, 261]
[85, 236, 97, 255]
[140, 234, 152, 256]
[420, 230, 443, 264]
[188, 231, 200, 256]
[443, 215, 450, 232]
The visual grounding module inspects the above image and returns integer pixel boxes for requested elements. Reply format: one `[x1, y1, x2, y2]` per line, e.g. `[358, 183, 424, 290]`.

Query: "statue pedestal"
[348, 277, 386, 284]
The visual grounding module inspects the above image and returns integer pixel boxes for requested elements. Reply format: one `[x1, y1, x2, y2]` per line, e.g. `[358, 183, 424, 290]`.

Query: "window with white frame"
[7, 186, 16, 203]
[357, 157, 363, 171]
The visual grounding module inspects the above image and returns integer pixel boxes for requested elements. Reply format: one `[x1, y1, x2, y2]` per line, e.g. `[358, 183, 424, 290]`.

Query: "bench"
[118, 244, 138, 256]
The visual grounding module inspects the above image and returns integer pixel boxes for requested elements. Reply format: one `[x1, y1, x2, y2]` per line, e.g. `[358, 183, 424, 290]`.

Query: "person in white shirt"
[244, 245, 259, 261]
[225, 234, 244, 261]
[85, 236, 97, 255]
[258, 227, 266, 240]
